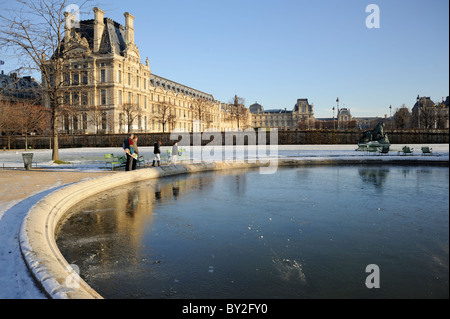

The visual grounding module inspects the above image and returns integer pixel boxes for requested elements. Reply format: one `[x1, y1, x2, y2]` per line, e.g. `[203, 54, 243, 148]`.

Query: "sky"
[0, 0, 448, 118]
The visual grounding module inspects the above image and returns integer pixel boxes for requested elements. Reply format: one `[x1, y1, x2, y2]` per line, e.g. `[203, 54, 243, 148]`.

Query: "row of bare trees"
[0, 97, 48, 149]
[0, 0, 96, 161]
[121, 95, 246, 133]
[392, 104, 448, 129]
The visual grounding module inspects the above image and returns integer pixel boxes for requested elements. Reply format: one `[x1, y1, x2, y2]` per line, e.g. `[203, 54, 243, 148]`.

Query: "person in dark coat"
[132, 136, 140, 170]
[123, 133, 134, 171]
[152, 140, 162, 167]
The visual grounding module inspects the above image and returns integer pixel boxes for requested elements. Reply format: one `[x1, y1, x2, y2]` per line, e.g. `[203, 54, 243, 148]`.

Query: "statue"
[358, 122, 390, 145]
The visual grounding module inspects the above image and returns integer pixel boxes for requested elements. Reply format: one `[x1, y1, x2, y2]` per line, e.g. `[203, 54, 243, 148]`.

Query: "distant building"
[0, 71, 41, 103]
[353, 117, 384, 130]
[249, 99, 315, 130]
[41, 7, 232, 134]
[337, 108, 352, 122]
[412, 95, 449, 129]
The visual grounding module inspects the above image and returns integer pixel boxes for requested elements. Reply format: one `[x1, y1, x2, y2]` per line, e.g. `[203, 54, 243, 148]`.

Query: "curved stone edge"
[18, 158, 448, 299]
[18, 161, 262, 299]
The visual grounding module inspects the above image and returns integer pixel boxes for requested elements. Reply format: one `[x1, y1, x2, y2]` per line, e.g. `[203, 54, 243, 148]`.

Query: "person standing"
[152, 140, 162, 167]
[171, 141, 179, 164]
[123, 133, 134, 171]
[132, 135, 140, 170]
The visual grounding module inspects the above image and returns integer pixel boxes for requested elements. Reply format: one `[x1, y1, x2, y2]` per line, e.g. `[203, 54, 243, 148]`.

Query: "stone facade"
[249, 98, 315, 130]
[42, 7, 243, 134]
[0, 71, 41, 102]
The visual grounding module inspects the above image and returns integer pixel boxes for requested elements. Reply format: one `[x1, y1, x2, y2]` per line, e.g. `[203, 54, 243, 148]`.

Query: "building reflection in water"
[56, 172, 217, 274]
[358, 167, 390, 190]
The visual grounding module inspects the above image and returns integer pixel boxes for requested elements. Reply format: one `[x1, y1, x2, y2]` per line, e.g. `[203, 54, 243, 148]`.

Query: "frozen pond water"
[56, 165, 449, 298]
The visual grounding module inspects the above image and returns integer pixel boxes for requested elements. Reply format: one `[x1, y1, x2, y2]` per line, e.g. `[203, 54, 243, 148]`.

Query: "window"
[81, 93, 88, 106]
[101, 89, 106, 105]
[72, 73, 79, 85]
[82, 72, 88, 85]
[128, 73, 131, 86]
[102, 112, 107, 130]
[82, 113, 88, 130]
[118, 90, 122, 105]
[118, 70, 122, 83]
[101, 69, 106, 83]
[63, 93, 70, 105]
[72, 93, 79, 107]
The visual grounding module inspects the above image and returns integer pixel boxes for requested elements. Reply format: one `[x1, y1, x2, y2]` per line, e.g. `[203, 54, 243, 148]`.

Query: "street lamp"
[416, 95, 420, 129]
[389, 105, 392, 129]
[332, 106, 335, 130]
[336, 97, 340, 129]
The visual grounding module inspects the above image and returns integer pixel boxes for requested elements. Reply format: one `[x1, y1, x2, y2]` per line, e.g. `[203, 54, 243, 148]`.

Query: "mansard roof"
[149, 73, 215, 101]
[249, 102, 264, 113]
[59, 17, 127, 57]
[294, 98, 312, 112]
[0, 72, 41, 101]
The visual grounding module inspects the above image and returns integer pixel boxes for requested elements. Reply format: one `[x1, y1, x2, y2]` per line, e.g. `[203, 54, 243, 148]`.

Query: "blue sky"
[1, 0, 448, 118]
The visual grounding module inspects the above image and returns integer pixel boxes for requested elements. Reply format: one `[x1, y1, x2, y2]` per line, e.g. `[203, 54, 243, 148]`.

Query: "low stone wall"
[2, 129, 448, 150]
[19, 161, 266, 299]
[19, 156, 449, 299]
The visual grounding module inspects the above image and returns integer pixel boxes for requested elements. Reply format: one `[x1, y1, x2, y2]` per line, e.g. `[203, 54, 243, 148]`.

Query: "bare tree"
[119, 103, 141, 133]
[393, 105, 411, 129]
[155, 100, 176, 133]
[0, 0, 92, 160]
[15, 100, 48, 149]
[192, 97, 214, 131]
[0, 98, 19, 149]
[86, 104, 104, 134]
[226, 95, 247, 130]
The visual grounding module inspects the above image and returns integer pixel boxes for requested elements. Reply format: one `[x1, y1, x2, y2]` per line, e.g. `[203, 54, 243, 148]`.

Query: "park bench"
[421, 146, 433, 156]
[379, 145, 390, 155]
[367, 145, 379, 155]
[104, 154, 121, 170]
[398, 146, 413, 156]
[136, 154, 146, 167]
[118, 155, 127, 167]
[116, 154, 145, 168]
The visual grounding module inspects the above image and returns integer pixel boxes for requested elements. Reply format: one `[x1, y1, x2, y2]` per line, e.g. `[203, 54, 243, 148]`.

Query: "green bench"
[398, 146, 413, 156]
[421, 146, 433, 156]
[367, 145, 379, 155]
[379, 145, 390, 155]
[104, 154, 121, 170]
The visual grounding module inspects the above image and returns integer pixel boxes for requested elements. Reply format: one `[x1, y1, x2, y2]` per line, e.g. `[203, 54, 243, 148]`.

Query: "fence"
[1, 129, 448, 150]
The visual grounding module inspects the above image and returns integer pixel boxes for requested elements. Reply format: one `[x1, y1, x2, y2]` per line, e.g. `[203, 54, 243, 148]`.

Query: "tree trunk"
[51, 110, 59, 161]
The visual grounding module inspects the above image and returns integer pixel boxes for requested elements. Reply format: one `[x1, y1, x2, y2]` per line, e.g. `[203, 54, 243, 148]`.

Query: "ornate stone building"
[0, 71, 41, 103]
[412, 96, 449, 129]
[249, 98, 315, 130]
[42, 7, 234, 134]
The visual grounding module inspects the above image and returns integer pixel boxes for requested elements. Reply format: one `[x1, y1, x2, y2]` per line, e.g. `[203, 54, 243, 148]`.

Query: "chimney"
[124, 12, 135, 45]
[93, 7, 105, 52]
[64, 11, 72, 45]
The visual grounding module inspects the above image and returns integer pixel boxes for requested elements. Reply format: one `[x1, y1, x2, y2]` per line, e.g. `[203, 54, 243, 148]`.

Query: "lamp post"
[336, 97, 340, 130]
[389, 105, 392, 129]
[332, 106, 335, 130]
[416, 95, 420, 129]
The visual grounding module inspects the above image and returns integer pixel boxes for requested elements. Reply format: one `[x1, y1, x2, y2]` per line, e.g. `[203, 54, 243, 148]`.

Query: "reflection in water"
[358, 168, 389, 189]
[57, 166, 449, 299]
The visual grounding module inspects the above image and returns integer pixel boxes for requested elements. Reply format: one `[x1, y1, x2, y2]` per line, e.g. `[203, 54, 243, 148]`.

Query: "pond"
[56, 165, 449, 299]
